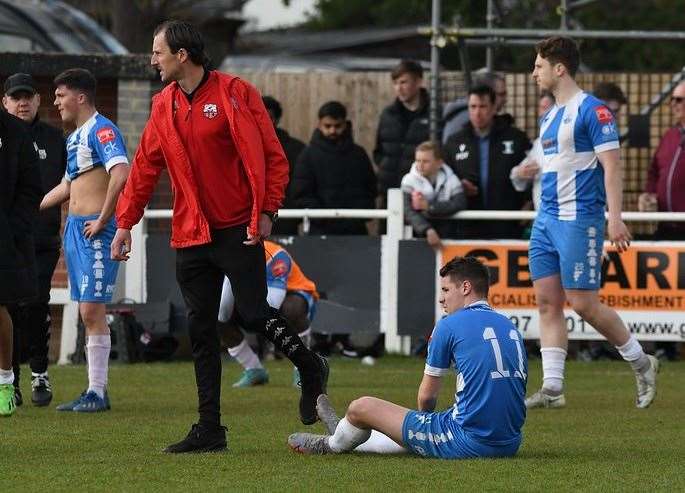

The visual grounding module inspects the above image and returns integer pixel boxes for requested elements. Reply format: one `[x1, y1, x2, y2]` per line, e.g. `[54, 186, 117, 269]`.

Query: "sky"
[242, 0, 317, 31]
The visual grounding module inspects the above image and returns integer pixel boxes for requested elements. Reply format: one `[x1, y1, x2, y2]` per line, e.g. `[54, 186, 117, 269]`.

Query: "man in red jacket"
[111, 20, 329, 453]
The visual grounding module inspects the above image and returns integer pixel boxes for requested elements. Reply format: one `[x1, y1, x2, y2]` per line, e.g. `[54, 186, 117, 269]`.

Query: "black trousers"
[176, 225, 285, 428]
[12, 247, 60, 382]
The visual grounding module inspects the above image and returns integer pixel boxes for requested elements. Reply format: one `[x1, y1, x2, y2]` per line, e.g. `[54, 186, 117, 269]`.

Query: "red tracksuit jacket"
[116, 71, 289, 248]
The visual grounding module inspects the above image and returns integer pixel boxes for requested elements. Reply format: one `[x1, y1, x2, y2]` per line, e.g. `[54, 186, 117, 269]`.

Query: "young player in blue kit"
[40, 69, 130, 412]
[526, 37, 658, 410]
[288, 256, 527, 460]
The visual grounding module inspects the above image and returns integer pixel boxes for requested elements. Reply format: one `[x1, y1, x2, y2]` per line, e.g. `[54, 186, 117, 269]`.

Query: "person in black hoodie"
[0, 105, 42, 417]
[374, 60, 430, 199]
[3, 73, 66, 407]
[262, 96, 306, 235]
[444, 84, 531, 239]
[292, 101, 376, 236]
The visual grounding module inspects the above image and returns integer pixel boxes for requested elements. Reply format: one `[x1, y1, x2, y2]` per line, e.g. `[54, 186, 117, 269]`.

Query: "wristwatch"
[263, 210, 278, 223]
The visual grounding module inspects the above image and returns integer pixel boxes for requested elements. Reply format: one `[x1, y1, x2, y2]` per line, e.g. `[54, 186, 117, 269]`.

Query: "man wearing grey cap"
[3, 73, 66, 407]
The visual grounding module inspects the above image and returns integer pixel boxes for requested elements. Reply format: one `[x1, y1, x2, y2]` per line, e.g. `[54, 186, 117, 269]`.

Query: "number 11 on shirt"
[483, 327, 527, 380]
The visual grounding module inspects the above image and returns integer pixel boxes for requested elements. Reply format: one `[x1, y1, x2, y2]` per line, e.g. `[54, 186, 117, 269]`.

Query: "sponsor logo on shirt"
[203, 103, 218, 119]
[270, 259, 288, 277]
[601, 122, 616, 135]
[103, 141, 119, 157]
[96, 127, 116, 144]
[542, 138, 557, 154]
[595, 106, 614, 123]
[502, 140, 514, 154]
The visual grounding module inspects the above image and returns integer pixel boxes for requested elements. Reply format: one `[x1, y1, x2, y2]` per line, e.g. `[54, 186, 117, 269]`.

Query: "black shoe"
[299, 354, 329, 425]
[163, 424, 228, 453]
[13, 386, 23, 407]
[31, 375, 53, 407]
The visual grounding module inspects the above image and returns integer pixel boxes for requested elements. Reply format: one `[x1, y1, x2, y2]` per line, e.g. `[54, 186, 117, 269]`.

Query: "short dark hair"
[154, 20, 210, 68]
[439, 256, 490, 297]
[474, 71, 504, 88]
[318, 101, 347, 120]
[468, 83, 497, 105]
[593, 82, 627, 105]
[535, 36, 580, 77]
[262, 96, 282, 121]
[53, 68, 96, 103]
[391, 60, 423, 81]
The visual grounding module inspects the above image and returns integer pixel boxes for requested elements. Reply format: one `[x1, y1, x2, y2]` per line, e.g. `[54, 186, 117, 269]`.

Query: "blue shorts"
[402, 409, 521, 460]
[64, 214, 119, 303]
[289, 290, 317, 322]
[529, 213, 604, 290]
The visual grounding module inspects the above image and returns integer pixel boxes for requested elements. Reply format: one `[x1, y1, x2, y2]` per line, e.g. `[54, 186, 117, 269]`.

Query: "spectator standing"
[262, 96, 306, 235]
[2, 73, 66, 407]
[638, 81, 685, 361]
[0, 107, 42, 416]
[442, 72, 510, 144]
[444, 84, 531, 239]
[639, 81, 685, 240]
[400, 141, 466, 248]
[292, 101, 376, 235]
[374, 60, 430, 200]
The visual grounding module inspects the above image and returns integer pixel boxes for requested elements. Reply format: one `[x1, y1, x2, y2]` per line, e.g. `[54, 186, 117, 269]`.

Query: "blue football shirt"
[65, 112, 128, 182]
[425, 301, 527, 445]
[538, 91, 620, 220]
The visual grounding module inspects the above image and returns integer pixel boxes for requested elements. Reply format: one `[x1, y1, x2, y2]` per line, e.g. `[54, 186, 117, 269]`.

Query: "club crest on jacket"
[203, 103, 218, 119]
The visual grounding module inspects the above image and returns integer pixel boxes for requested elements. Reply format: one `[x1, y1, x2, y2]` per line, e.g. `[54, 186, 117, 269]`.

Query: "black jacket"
[0, 111, 42, 304]
[444, 117, 531, 239]
[276, 127, 306, 210]
[374, 88, 430, 195]
[29, 118, 67, 250]
[292, 126, 377, 235]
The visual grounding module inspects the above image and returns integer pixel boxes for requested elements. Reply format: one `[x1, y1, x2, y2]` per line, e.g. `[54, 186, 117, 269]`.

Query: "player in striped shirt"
[40, 69, 129, 412]
[526, 37, 658, 410]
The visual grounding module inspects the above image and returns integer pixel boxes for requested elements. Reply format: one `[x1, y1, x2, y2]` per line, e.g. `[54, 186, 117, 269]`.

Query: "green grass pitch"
[2, 357, 683, 492]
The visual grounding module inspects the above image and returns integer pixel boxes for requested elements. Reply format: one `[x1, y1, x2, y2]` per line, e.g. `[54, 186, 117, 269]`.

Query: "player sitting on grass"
[288, 255, 528, 459]
[218, 240, 318, 387]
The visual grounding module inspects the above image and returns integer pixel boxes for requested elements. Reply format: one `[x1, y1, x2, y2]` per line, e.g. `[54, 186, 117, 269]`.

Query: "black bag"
[70, 301, 177, 364]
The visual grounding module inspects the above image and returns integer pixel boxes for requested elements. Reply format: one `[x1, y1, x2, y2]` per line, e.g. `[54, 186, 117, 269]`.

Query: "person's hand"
[608, 218, 632, 253]
[412, 191, 428, 211]
[426, 228, 442, 248]
[244, 213, 273, 245]
[518, 160, 540, 179]
[84, 218, 105, 239]
[111, 228, 132, 261]
[638, 192, 658, 212]
[461, 178, 479, 197]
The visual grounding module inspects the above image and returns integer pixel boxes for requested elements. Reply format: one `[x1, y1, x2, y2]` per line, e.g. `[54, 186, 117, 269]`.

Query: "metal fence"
[437, 71, 677, 234]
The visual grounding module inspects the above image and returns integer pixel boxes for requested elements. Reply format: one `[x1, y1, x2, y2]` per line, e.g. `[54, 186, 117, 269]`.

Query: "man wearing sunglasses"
[638, 82, 685, 362]
[639, 82, 685, 240]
